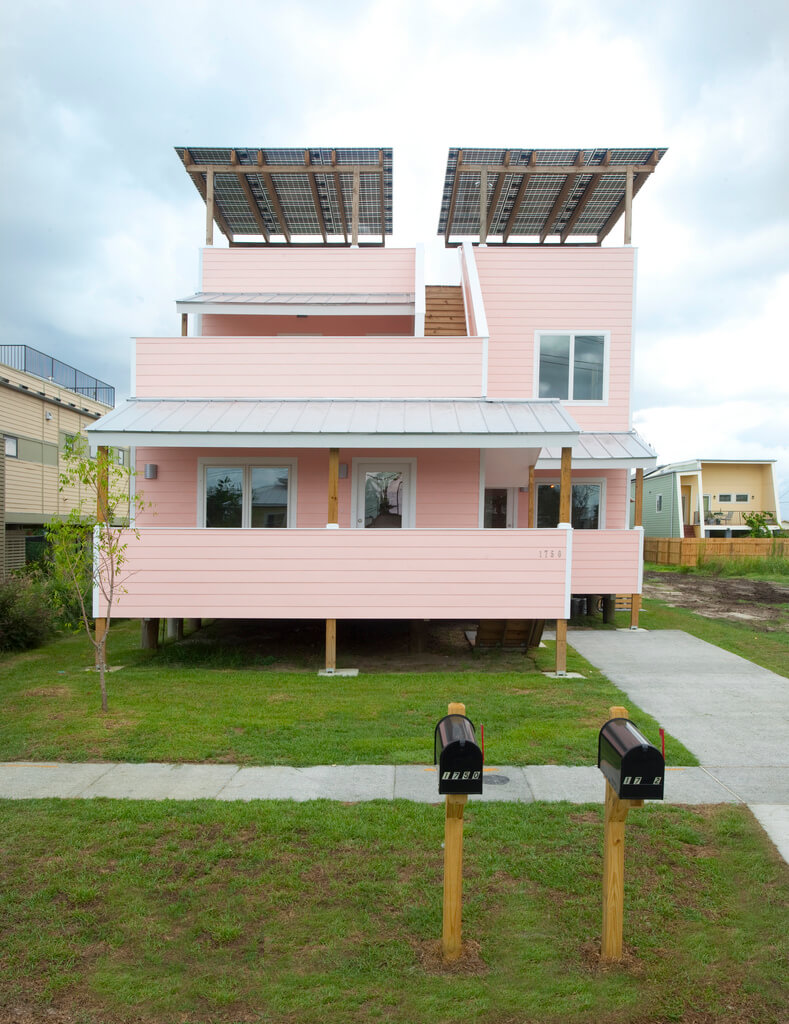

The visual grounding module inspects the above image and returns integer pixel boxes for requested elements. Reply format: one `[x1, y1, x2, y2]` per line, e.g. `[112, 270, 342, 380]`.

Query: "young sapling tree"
[47, 438, 147, 712]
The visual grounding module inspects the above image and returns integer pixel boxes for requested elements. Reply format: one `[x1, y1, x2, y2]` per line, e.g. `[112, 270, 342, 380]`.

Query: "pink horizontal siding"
[201, 248, 415, 294]
[201, 314, 413, 337]
[135, 338, 483, 399]
[475, 247, 634, 430]
[134, 448, 481, 529]
[101, 528, 570, 619]
[571, 530, 642, 592]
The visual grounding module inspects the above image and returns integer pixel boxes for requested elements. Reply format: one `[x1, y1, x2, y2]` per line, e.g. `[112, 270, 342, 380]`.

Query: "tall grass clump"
[0, 574, 54, 652]
[697, 554, 789, 578]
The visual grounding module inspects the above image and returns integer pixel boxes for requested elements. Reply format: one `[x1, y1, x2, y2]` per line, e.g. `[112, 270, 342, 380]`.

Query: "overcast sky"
[2, 0, 788, 509]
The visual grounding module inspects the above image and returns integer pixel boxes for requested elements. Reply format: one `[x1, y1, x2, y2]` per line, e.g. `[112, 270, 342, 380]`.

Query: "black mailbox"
[598, 718, 665, 800]
[434, 714, 483, 795]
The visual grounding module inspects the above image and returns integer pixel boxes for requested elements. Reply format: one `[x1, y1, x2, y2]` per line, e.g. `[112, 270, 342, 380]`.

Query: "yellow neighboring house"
[0, 345, 126, 576]
[640, 458, 781, 539]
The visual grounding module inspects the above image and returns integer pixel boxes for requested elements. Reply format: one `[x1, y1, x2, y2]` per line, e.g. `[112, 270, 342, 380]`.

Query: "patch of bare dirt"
[22, 687, 71, 698]
[643, 571, 789, 631]
[412, 937, 488, 975]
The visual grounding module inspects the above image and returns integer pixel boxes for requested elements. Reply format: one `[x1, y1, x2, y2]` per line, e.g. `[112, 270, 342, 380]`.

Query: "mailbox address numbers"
[442, 771, 482, 781]
[537, 549, 563, 559]
[623, 776, 662, 786]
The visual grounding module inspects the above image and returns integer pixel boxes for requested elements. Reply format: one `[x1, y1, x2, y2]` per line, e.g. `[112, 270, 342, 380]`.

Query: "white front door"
[353, 461, 414, 528]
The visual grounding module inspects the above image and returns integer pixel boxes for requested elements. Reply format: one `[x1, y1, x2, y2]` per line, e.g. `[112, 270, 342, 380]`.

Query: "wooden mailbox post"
[442, 700, 468, 961]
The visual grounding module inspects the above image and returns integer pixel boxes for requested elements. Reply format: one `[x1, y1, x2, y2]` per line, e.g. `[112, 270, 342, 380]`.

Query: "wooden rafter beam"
[331, 150, 348, 243]
[502, 151, 537, 243]
[596, 150, 659, 243]
[304, 150, 328, 242]
[351, 168, 360, 246]
[443, 149, 463, 245]
[230, 150, 270, 242]
[257, 150, 291, 243]
[185, 161, 382, 175]
[456, 161, 658, 176]
[484, 150, 511, 241]
[559, 151, 609, 243]
[179, 148, 234, 244]
[538, 151, 586, 243]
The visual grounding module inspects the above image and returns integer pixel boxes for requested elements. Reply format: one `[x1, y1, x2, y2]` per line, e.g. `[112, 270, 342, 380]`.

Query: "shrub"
[0, 574, 54, 652]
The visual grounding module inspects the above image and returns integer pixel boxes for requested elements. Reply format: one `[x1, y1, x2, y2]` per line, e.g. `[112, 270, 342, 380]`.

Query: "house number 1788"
[538, 549, 563, 559]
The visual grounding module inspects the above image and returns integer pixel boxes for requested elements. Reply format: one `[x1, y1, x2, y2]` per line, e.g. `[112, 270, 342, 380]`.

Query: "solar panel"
[438, 147, 666, 243]
[176, 147, 393, 243]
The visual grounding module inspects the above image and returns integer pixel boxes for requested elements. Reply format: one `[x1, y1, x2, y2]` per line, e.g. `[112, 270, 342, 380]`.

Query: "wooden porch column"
[205, 170, 215, 246]
[326, 448, 340, 671]
[527, 465, 535, 528]
[181, 313, 188, 337]
[351, 168, 360, 246]
[630, 467, 644, 628]
[555, 446, 572, 675]
[94, 446, 109, 667]
[624, 169, 633, 245]
[479, 168, 488, 243]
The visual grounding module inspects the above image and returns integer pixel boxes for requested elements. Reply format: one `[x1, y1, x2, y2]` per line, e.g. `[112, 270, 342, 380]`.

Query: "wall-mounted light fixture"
[144, 464, 158, 480]
[45, 411, 53, 420]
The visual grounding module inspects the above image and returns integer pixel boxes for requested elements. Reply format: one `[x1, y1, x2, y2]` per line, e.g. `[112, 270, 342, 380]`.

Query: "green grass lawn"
[0, 620, 696, 766]
[1, 798, 786, 1024]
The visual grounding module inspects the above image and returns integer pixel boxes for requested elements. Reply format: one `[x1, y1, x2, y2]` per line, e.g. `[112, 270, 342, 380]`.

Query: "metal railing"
[702, 510, 777, 527]
[0, 344, 115, 407]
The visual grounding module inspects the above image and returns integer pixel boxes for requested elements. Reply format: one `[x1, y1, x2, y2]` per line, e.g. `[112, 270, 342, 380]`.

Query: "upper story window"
[199, 458, 296, 529]
[718, 493, 732, 503]
[4, 435, 18, 458]
[536, 332, 608, 402]
[735, 493, 749, 503]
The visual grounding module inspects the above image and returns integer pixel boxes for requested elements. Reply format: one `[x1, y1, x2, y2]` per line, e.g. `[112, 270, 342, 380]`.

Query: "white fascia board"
[87, 430, 579, 452]
[175, 301, 415, 317]
[535, 456, 658, 469]
[461, 242, 489, 337]
[414, 243, 426, 337]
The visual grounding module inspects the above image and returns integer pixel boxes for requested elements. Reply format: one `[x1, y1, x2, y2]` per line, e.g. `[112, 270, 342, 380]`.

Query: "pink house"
[87, 146, 664, 672]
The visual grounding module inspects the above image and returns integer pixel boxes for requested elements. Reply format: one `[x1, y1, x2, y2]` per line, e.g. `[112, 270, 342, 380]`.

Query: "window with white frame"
[4, 435, 18, 458]
[656, 494, 663, 513]
[536, 331, 608, 401]
[536, 481, 604, 529]
[199, 459, 296, 528]
[718, 493, 732, 503]
[735, 493, 749, 503]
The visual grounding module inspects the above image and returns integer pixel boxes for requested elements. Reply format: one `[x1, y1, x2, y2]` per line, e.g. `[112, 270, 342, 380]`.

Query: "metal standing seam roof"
[175, 292, 415, 316]
[438, 147, 666, 244]
[86, 398, 582, 450]
[176, 146, 393, 243]
[536, 431, 658, 469]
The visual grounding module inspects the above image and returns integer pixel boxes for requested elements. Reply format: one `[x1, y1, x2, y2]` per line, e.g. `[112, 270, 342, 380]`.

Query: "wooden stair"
[424, 285, 467, 336]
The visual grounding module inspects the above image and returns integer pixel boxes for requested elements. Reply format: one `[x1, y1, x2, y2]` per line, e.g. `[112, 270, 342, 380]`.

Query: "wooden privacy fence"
[645, 537, 789, 567]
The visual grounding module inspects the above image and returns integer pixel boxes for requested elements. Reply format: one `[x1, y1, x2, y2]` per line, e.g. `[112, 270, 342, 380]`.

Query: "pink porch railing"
[101, 528, 572, 620]
[135, 337, 485, 399]
[571, 529, 643, 593]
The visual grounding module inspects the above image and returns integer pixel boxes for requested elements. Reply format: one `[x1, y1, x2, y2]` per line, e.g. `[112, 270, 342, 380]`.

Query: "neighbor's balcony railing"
[695, 510, 778, 527]
[98, 527, 643, 620]
[0, 344, 115, 406]
[134, 336, 485, 399]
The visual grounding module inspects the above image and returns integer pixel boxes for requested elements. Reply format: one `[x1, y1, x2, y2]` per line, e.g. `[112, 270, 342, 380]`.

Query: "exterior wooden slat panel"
[474, 247, 635, 431]
[571, 530, 642, 592]
[201, 248, 416, 295]
[101, 528, 570, 619]
[135, 338, 483, 399]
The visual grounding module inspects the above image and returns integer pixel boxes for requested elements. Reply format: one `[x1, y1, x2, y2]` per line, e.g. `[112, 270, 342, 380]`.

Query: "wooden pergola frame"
[179, 148, 389, 246]
[442, 148, 662, 246]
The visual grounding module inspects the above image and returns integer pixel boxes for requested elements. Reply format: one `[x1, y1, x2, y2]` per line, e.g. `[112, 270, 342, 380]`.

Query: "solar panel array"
[177, 147, 393, 241]
[437, 148, 666, 241]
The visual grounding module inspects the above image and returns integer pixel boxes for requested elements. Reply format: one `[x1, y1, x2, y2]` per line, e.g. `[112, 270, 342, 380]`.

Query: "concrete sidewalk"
[569, 628, 789, 862]
[0, 759, 774, 806]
